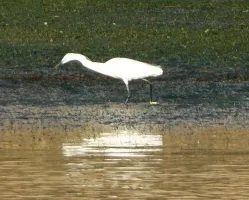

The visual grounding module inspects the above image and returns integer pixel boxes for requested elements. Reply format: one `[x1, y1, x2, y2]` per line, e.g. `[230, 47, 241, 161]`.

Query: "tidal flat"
[1, 2, 249, 198]
[0, 0, 249, 146]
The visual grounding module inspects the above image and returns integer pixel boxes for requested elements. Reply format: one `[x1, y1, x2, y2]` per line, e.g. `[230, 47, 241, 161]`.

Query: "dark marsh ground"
[1, 0, 249, 71]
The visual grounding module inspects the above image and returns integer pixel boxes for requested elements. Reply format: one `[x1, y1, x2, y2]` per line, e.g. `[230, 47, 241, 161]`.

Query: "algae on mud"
[0, 0, 249, 75]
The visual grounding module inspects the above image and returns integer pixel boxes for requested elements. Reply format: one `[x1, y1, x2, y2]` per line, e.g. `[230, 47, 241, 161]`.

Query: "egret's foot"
[150, 101, 159, 105]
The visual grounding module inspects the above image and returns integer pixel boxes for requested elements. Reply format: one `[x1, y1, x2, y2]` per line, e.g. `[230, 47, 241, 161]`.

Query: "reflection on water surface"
[1, 130, 249, 199]
[63, 131, 162, 157]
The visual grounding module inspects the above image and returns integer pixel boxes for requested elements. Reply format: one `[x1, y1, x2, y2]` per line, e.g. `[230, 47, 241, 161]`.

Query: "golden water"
[1, 128, 249, 199]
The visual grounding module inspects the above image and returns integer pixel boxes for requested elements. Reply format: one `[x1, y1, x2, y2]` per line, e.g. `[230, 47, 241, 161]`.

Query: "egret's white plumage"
[56, 53, 163, 104]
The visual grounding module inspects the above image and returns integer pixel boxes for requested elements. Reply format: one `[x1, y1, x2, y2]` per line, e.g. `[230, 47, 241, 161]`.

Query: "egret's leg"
[123, 80, 130, 104]
[142, 79, 159, 105]
[125, 85, 130, 104]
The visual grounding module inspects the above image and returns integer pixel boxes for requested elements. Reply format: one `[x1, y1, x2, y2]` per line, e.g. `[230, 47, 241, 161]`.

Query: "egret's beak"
[54, 61, 62, 69]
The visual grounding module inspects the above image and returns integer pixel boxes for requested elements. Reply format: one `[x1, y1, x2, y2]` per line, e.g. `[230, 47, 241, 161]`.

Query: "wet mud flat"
[1, 74, 249, 149]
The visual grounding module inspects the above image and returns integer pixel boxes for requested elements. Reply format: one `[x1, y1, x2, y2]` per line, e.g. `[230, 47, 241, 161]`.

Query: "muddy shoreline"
[1, 72, 249, 150]
[1, 0, 249, 135]
[1, 84, 249, 130]
[1, 68, 249, 137]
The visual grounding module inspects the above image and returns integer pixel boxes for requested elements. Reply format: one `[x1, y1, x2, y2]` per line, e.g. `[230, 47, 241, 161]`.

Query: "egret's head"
[55, 53, 91, 69]
[54, 53, 75, 68]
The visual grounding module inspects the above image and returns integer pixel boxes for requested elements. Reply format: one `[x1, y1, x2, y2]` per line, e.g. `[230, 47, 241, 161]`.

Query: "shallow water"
[1, 130, 249, 199]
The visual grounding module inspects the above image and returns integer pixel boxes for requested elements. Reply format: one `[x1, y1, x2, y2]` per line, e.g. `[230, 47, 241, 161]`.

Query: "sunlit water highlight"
[1, 130, 249, 199]
[63, 131, 162, 157]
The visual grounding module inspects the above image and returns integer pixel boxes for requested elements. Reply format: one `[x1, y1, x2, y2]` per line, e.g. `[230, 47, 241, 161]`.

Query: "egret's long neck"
[77, 56, 113, 78]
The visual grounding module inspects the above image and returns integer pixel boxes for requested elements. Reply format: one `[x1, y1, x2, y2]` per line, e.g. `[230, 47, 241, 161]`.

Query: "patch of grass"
[0, 0, 249, 72]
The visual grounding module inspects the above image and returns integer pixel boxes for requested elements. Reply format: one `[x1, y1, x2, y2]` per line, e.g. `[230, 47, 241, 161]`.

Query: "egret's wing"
[106, 58, 163, 80]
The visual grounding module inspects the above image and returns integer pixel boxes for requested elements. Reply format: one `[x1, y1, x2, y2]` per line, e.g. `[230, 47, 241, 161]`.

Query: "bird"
[55, 53, 163, 104]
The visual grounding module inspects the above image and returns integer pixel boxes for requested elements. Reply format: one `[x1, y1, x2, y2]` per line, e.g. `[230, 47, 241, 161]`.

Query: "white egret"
[55, 53, 163, 104]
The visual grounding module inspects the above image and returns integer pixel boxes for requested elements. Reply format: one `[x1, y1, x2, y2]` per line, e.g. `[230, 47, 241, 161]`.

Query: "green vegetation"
[0, 0, 249, 73]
